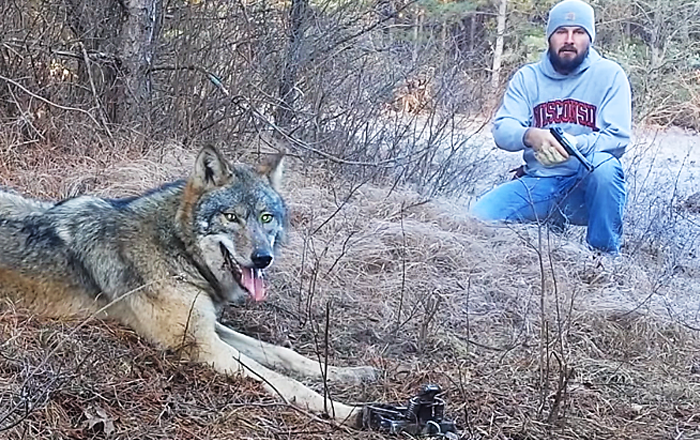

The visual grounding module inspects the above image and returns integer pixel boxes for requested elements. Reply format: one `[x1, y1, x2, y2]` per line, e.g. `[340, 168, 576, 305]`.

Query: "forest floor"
[0, 124, 698, 439]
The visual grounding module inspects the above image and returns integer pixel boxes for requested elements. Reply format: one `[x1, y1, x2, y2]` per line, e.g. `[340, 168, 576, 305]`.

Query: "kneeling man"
[471, 0, 631, 255]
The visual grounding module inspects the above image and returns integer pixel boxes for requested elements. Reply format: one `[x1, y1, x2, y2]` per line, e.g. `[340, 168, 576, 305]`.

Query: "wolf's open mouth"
[220, 243, 267, 302]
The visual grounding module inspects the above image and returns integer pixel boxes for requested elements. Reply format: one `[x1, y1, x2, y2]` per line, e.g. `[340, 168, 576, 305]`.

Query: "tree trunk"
[491, 0, 507, 92]
[275, 0, 309, 129]
[470, 14, 475, 54]
[118, 0, 162, 131]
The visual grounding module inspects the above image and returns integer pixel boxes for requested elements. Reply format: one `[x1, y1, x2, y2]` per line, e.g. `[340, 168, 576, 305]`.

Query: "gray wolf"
[0, 146, 376, 424]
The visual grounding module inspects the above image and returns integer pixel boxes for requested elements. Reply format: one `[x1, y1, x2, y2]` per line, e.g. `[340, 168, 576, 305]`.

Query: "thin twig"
[393, 201, 407, 340]
[5, 84, 44, 140]
[0, 74, 103, 130]
[79, 42, 114, 141]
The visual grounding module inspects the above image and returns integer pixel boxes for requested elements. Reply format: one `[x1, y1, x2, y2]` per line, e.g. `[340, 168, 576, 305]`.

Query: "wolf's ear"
[257, 154, 284, 191]
[193, 146, 232, 190]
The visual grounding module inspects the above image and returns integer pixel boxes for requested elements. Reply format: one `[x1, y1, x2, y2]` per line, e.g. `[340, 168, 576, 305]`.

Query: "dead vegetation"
[0, 143, 698, 440]
[387, 74, 434, 115]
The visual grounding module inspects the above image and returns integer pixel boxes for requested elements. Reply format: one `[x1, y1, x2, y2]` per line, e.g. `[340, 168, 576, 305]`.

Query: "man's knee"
[587, 153, 624, 189]
[470, 194, 504, 221]
[470, 182, 524, 222]
[470, 178, 549, 223]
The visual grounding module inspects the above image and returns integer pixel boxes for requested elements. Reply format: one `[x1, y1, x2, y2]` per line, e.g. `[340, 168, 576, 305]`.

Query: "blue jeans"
[470, 152, 626, 254]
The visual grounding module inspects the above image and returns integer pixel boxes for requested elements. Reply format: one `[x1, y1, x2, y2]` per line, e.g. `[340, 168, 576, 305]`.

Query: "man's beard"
[548, 45, 589, 74]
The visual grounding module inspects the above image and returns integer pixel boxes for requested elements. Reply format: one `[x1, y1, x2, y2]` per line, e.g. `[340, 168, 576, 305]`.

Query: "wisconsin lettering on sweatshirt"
[533, 99, 598, 131]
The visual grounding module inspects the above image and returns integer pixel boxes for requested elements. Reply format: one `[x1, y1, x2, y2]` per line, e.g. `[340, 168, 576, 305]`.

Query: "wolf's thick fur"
[0, 147, 376, 423]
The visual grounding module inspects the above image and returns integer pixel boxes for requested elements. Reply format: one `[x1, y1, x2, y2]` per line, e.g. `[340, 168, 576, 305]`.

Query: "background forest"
[2, 0, 700, 169]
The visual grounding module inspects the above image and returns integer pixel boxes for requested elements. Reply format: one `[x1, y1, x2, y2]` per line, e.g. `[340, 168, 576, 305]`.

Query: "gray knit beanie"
[546, 0, 595, 44]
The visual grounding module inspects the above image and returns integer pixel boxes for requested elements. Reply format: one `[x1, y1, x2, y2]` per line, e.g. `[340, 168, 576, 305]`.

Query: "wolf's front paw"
[329, 365, 380, 384]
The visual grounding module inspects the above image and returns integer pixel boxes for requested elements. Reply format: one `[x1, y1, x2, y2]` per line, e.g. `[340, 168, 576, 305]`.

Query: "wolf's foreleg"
[199, 330, 361, 424]
[215, 322, 378, 384]
[126, 291, 361, 425]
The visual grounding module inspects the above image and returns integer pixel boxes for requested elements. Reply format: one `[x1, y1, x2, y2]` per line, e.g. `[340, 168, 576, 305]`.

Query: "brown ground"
[0, 141, 699, 439]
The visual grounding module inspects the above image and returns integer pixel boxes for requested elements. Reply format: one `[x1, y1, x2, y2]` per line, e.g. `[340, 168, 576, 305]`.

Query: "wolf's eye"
[222, 212, 237, 223]
[260, 213, 274, 224]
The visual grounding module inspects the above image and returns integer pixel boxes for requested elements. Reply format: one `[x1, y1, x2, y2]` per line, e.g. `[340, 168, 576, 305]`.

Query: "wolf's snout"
[251, 250, 273, 269]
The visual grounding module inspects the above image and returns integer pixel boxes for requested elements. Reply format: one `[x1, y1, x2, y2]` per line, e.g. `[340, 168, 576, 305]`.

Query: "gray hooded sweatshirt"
[492, 47, 632, 177]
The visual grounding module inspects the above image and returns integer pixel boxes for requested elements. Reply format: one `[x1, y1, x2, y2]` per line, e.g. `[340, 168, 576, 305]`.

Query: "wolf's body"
[0, 147, 375, 423]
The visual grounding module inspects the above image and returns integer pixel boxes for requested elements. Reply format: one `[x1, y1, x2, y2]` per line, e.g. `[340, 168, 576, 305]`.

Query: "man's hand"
[524, 128, 570, 167]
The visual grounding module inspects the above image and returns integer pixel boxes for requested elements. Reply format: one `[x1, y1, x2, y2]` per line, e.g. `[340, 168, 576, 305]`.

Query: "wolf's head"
[179, 146, 287, 305]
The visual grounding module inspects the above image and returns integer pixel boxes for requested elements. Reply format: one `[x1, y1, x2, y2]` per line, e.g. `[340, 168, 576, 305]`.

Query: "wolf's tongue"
[242, 268, 267, 302]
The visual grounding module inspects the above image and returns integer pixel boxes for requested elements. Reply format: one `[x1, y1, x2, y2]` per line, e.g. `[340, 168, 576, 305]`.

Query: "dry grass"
[1, 143, 699, 439]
